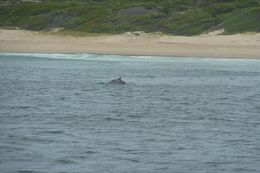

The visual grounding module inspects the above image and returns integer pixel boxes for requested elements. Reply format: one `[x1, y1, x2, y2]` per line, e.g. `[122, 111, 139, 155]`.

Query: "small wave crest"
[0, 53, 97, 60]
[1, 53, 259, 62]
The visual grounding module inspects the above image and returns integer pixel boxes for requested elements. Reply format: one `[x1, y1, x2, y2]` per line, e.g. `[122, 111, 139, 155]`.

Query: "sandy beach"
[0, 29, 260, 59]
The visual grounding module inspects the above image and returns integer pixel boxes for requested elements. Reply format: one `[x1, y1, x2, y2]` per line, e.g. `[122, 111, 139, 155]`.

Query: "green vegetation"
[0, 0, 260, 35]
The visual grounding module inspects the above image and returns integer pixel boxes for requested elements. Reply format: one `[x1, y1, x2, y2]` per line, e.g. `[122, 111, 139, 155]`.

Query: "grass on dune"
[0, 0, 260, 35]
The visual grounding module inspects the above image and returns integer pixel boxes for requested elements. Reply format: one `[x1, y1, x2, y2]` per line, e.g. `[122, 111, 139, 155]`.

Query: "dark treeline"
[0, 0, 259, 35]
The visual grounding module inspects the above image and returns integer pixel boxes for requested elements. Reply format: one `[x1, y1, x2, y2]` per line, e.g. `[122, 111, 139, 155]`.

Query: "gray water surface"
[0, 53, 260, 173]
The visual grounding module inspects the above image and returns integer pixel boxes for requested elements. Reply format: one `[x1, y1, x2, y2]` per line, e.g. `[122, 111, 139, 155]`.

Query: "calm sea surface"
[0, 53, 260, 173]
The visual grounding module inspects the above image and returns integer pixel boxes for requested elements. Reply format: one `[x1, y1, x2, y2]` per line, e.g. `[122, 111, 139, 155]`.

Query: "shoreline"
[1, 52, 260, 60]
[2, 52, 260, 62]
[0, 29, 260, 59]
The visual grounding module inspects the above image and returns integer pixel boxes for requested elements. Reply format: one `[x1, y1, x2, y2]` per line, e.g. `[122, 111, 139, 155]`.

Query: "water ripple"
[0, 54, 260, 173]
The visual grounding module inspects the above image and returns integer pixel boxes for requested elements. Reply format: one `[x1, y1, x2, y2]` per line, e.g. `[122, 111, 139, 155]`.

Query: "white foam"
[0, 53, 95, 60]
[0, 53, 258, 63]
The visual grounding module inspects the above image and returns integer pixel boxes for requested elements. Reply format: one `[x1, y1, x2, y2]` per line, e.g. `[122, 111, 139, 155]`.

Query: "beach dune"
[0, 29, 260, 59]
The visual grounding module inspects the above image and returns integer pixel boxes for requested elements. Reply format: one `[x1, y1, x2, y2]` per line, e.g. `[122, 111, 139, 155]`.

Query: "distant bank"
[1, 0, 259, 36]
[0, 29, 260, 59]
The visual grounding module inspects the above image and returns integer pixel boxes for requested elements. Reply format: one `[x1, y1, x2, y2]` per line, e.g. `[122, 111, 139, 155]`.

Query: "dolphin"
[108, 77, 126, 85]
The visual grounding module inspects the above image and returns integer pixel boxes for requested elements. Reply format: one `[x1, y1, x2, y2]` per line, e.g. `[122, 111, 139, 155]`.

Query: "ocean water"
[0, 53, 260, 173]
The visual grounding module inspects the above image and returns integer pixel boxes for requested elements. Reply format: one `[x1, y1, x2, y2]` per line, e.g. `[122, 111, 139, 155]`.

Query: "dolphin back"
[108, 78, 126, 84]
